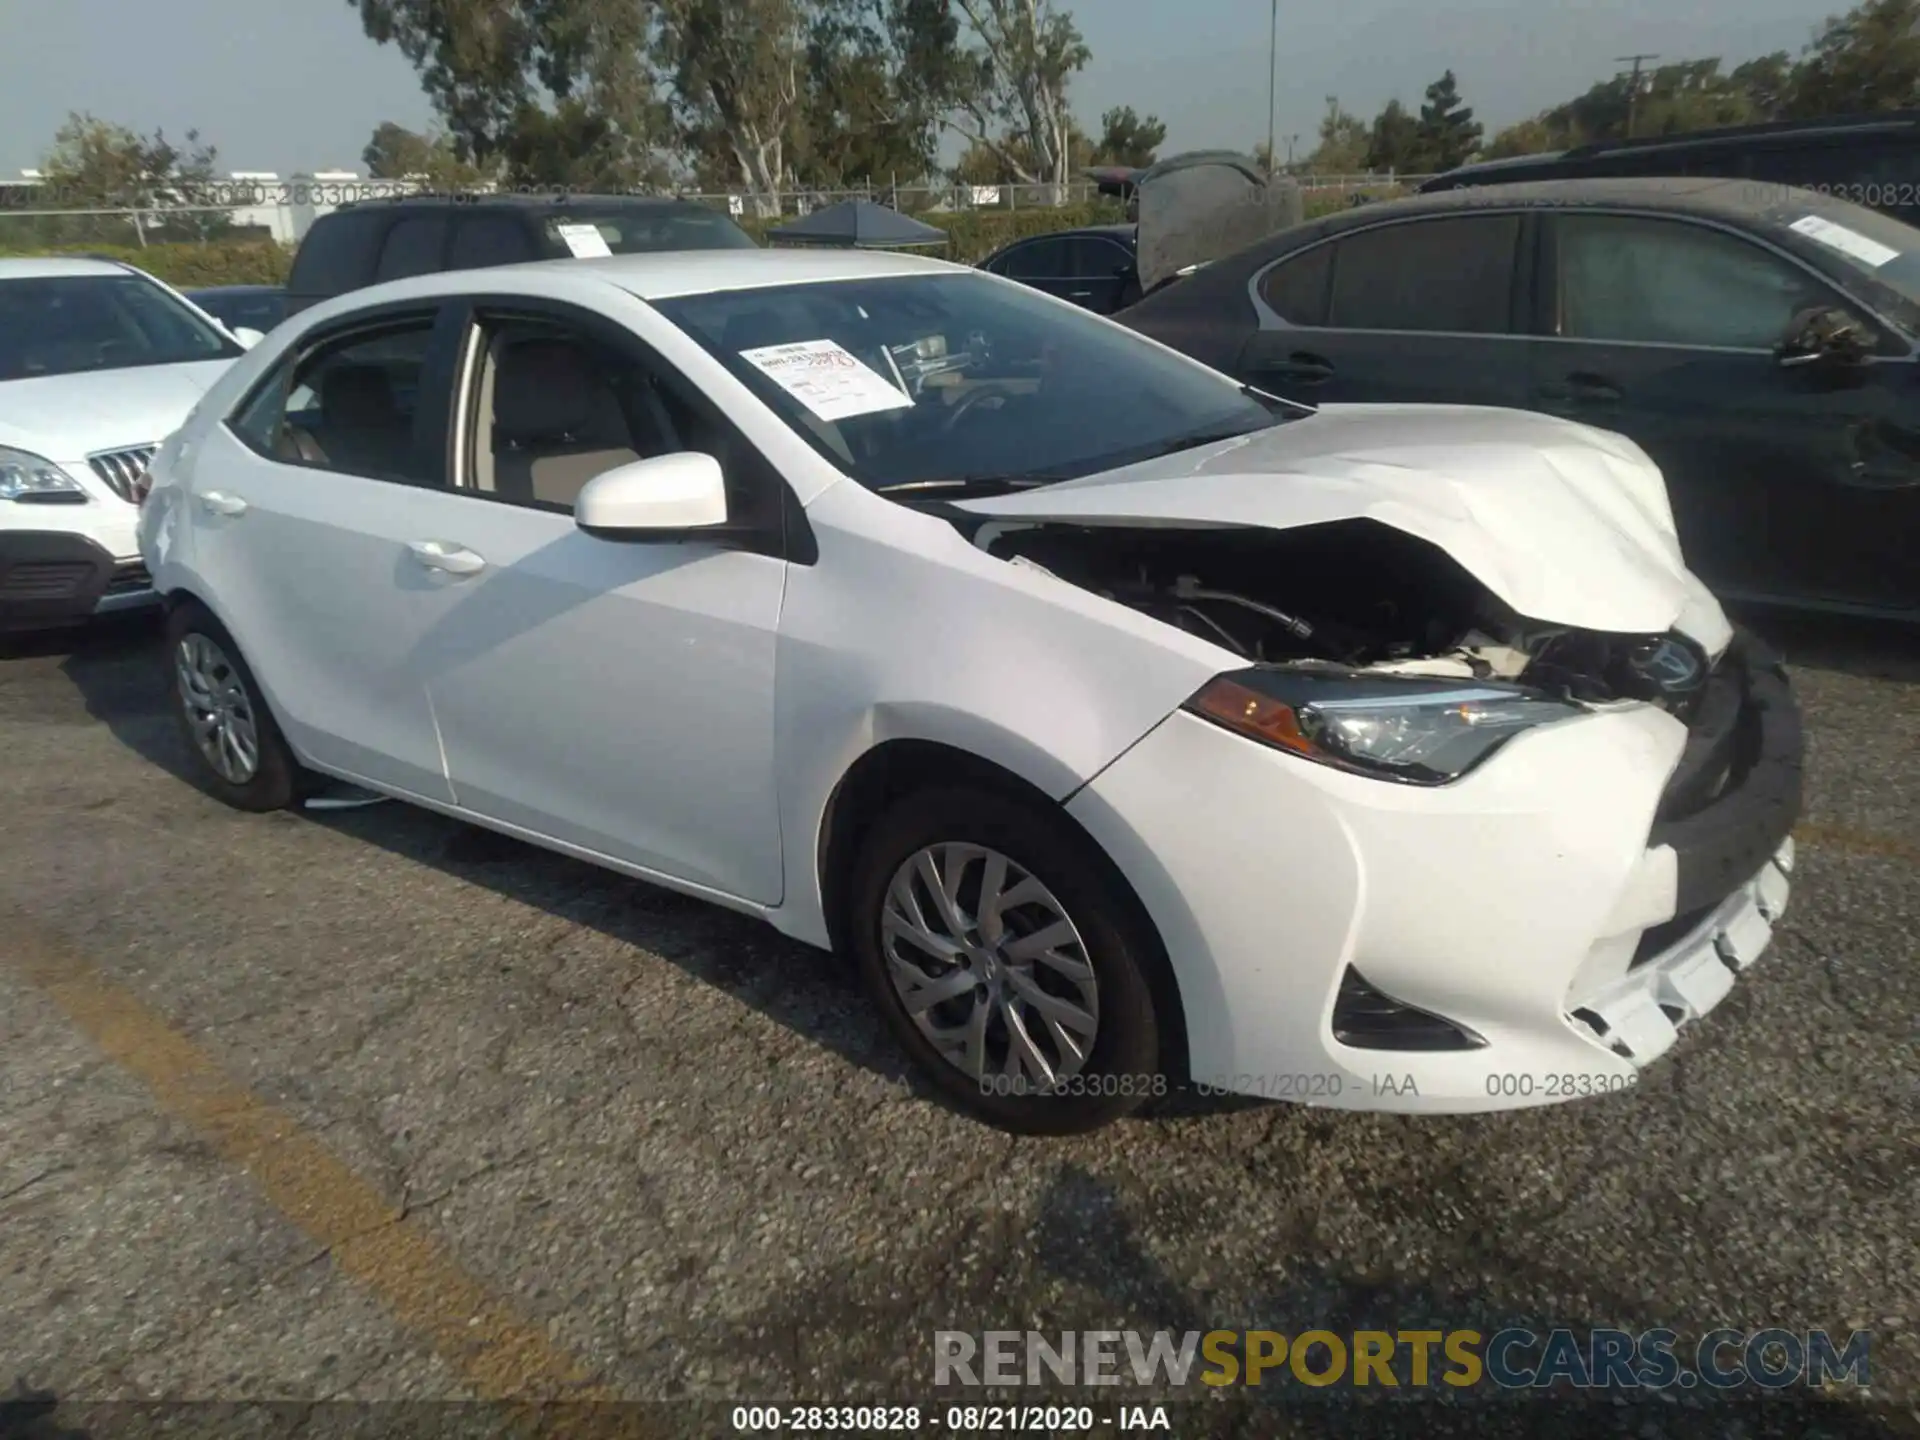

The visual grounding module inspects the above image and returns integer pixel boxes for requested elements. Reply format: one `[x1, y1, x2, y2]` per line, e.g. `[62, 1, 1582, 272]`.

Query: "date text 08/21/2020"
[973, 1071, 1640, 1101]
[730, 1405, 1160, 1432]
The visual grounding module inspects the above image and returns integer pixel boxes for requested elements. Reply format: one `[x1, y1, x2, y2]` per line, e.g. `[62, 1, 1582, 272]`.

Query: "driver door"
[1529, 211, 1919, 610]
[409, 300, 792, 904]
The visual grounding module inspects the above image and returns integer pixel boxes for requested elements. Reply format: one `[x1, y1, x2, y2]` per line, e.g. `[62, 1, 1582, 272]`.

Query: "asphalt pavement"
[0, 608, 1914, 1439]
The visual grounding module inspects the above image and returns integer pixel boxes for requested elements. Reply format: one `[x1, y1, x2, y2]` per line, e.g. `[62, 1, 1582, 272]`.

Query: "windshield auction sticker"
[739, 338, 914, 421]
[1789, 214, 1899, 268]
[553, 222, 614, 259]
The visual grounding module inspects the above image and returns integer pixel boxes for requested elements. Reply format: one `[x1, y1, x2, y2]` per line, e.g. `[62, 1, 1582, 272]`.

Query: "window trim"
[1537, 207, 1902, 356]
[435, 295, 813, 563]
[1247, 209, 1534, 339]
[222, 299, 465, 488]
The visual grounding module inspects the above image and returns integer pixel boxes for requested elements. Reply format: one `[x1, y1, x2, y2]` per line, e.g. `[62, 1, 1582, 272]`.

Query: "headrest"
[493, 339, 602, 442]
[321, 364, 400, 429]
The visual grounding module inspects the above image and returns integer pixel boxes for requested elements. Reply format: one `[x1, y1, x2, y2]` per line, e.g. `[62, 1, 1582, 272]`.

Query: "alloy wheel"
[175, 632, 260, 785]
[880, 842, 1099, 1092]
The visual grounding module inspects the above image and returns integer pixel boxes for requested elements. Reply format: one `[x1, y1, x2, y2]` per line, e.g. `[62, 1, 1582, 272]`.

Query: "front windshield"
[539, 207, 760, 258]
[0, 274, 240, 381]
[653, 272, 1289, 494]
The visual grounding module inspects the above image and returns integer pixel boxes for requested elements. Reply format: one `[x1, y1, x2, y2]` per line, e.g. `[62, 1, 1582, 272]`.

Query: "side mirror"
[231, 326, 266, 350]
[1777, 306, 1872, 369]
[575, 452, 728, 538]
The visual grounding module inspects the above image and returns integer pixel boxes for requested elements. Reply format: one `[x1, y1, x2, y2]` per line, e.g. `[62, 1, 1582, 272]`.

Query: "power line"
[1615, 53, 1661, 138]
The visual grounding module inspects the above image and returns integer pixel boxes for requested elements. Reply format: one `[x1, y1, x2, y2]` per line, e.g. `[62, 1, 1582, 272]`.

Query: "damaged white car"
[139, 251, 1803, 1134]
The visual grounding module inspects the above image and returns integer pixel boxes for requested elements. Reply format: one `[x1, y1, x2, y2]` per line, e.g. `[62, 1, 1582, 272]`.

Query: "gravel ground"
[0, 608, 1914, 1440]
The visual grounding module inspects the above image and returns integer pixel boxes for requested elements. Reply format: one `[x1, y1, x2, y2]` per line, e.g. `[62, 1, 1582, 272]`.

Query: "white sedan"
[138, 248, 1802, 1134]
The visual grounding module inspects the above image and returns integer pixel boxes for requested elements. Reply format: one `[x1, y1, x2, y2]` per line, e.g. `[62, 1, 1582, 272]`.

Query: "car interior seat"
[489, 338, 645, 510]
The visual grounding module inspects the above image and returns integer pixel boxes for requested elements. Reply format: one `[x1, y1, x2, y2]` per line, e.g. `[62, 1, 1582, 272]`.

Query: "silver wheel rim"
[175, 633, 260, 785]
[880, 842, 1099, 1092]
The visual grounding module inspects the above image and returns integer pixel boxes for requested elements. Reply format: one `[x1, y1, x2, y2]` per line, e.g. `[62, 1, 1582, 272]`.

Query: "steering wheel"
[940, 382, 1022, 434]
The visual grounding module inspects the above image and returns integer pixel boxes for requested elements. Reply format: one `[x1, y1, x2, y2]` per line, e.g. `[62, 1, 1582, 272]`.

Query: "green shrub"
[0, 240, 292, 287]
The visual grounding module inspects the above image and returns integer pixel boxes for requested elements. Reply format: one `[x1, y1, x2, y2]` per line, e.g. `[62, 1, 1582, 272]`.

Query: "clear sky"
[0, 0, 1837, 178]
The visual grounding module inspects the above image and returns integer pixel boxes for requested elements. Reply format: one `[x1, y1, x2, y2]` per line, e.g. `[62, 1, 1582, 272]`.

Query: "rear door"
[1061, 235, 1135, 313]
[995, 237, 1077, 304]
[1529, 210, 1919, 610]
[1238, 211, 1531, 407]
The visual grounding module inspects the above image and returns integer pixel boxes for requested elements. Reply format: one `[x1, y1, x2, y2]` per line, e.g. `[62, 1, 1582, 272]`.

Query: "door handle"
[406, 540, 487, 576]
[1268, 351, 1335, 384]
[199, 490, 248, 516]
[1541, 372, 1623, 404]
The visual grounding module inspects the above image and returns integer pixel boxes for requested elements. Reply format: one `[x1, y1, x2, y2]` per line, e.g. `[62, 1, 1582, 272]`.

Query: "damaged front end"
[972, 516, 1719, 736]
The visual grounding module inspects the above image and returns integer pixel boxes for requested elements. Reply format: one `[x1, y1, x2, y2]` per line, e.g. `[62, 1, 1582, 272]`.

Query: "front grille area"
[103, 562, 152, 595]
[0, 560, 94, 601]
[87, 444, 159, 502]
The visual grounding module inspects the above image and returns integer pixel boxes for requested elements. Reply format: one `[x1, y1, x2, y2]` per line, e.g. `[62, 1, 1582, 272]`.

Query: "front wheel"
[165, 599, 304, 812]
[848, 788, 1167, 1135]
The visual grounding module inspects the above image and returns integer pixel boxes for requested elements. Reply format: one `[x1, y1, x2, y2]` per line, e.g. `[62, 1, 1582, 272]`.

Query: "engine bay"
[974, 518, 1713, 713]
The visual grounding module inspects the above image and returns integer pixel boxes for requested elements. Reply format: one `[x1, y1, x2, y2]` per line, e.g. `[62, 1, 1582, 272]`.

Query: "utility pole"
[1266, 0, 1279, 174]
[1615, 53, 1660, 138]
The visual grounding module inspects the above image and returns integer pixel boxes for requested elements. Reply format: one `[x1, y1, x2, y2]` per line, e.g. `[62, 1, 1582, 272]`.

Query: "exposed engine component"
[979, 517, 1714, 709]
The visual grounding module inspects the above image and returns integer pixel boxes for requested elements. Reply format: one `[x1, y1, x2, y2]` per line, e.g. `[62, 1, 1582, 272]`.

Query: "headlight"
[1184, 668, 1584, 785]
[0, 446, 87, 503]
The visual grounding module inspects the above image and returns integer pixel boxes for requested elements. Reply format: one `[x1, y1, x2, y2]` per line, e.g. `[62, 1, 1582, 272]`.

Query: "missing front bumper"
[1571, 839, 1793, 1066]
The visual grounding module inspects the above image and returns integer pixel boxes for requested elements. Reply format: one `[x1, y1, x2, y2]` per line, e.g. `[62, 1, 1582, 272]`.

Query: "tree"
[362, 121, 494, 184]
[1483, 116, 1558, 159]
[1362, 99, 1420, 172]
[655, 0, 807, 213]
[1413, 69, 1482, 171]
[945, 0, 1091, 200]
[1784, 0, 1920, 115]
[41, 112, 232, 242]
[1305, 96, 1368, 173]
[1090, 105, 1164, 168]
[347, 0, 669, 188]
[795, 0, 963, 187]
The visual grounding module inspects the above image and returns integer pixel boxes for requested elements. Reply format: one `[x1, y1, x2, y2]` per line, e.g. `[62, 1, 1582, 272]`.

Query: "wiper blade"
[874, 474, 1059, 496]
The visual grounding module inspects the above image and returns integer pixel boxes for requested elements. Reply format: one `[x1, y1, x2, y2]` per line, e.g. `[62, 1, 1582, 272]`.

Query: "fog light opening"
[1332, 968, 1487, 1052]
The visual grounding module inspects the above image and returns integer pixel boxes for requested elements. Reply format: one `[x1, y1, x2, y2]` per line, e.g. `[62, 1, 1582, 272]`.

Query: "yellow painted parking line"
[1794, 822, 1920, 866]
[4, 913, 618, 1409]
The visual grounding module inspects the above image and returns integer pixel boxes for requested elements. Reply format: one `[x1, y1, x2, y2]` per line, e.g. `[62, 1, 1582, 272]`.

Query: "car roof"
[1310, 176, 1871, 230]
[0, 256, 137, 280]
[493, 245, 959, 299]
[330, 192, 725, 214]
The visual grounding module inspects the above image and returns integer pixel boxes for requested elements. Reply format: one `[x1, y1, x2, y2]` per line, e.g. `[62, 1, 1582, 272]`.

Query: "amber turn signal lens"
[1186, 676, 1319, 757]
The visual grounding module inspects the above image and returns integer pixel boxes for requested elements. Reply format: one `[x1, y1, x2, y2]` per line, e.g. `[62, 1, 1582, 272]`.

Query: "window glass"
[0, 274, 240, 380]
[449, 217, 534, 270]
[1067, 237, 1131, 277]
[374, 217, 449, 281]
[1328, 215, 1520, 333]
[1556, 215, 1831, 348]
[288, 210, 384, 294]
[653, 271, 1293, 497]
[533, 206, 758, 257]
[229, 318, 440, 483]
[1259, 243, 1334, 325]
[1001, 240, 1068, 281]
[470, 317, 775, 527]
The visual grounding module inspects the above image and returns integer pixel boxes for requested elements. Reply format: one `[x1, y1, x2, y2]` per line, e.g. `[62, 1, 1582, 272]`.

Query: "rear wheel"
[848, 788, 1166, 1135]
[165, 600, 304, 812]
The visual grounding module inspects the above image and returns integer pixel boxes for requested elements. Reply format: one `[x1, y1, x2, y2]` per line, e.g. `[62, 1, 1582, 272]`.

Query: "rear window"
[288, 209, 386, 297]
[534, 207, 759, 258]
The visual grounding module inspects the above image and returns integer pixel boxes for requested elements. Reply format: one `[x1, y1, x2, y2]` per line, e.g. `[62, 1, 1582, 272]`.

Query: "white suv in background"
[0, 257, 259, 633]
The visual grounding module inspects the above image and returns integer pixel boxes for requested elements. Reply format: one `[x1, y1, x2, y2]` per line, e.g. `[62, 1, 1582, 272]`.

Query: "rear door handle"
[199, 490, 247, 517]
[1541, 372, 1623, 404]
[406, 540, 486, 576]
[1269, 351, 1335, 384]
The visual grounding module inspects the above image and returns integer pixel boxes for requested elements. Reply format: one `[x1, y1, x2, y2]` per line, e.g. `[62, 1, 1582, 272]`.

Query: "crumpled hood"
[959, 402, 1730, 642]
[0, 359, 233, 462]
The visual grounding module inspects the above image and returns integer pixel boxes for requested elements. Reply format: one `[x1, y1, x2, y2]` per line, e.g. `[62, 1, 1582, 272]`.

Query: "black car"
[186, 284, 286, 335]
[978, 224, 1142, 314]
[1421, 111, 1920, 228]
[285, 194, 760, 318]
[1120, 177, 1920, 618]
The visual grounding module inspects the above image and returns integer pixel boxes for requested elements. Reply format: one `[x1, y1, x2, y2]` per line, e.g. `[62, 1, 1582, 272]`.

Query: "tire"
[848, 787, 1166, 1135]
[164, 599, 304, 812]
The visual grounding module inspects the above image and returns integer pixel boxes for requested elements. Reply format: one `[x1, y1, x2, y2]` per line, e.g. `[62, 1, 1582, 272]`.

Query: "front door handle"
[199, 490, 248, 517]
[406, 540, 487, 576]
[1541, 372, 1623, 404]
[1267, 351, 1335, 384]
